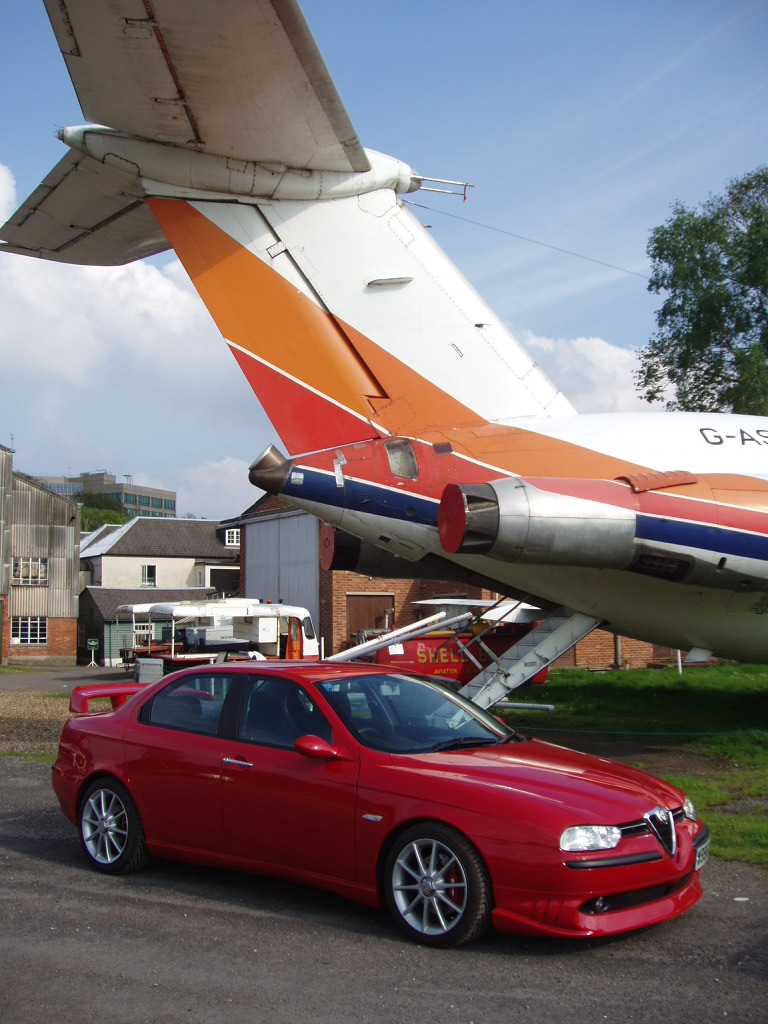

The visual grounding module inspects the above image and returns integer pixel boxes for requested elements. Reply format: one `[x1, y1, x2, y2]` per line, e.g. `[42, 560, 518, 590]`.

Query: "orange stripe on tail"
[148, 199, 488, 449]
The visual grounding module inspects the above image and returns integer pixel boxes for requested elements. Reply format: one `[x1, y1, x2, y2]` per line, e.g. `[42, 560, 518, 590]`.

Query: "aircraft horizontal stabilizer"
[42, 0, 368, 173]
[0, 150, 169, 265]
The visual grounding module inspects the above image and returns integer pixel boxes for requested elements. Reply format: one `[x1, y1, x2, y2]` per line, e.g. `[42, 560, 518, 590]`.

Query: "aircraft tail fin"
[147, 186, 574, 454]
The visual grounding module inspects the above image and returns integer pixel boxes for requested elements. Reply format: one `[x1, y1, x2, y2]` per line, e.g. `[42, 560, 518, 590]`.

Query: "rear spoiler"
[69, 683, 145, 714]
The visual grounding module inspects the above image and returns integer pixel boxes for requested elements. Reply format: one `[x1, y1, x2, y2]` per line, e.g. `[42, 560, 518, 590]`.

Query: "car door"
[123, 672, 236, 853]
[220, 674, 359, 880]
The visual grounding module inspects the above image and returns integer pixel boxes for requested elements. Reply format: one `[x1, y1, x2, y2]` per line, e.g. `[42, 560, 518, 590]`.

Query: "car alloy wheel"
[384, 822, 491, 947]
[78, 778, 149, 875]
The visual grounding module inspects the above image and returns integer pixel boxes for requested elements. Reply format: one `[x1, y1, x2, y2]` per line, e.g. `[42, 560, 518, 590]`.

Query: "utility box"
[135, 658, 164, 684]
[234, 617, 279, 645]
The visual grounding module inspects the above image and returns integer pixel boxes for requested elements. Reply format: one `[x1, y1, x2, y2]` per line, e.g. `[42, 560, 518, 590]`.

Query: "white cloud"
[0, 162, 275, 518]
[173, 456, 260, 520]
[518, 328, 652, 413]
[0, 165, 15, 222]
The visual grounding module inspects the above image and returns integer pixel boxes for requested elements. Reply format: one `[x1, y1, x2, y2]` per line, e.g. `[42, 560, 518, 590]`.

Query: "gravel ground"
[0, 690, 70, 754]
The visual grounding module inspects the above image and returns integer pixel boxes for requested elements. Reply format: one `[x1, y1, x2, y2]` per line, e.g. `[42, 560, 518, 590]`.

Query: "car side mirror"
[294, 734, 343, 760]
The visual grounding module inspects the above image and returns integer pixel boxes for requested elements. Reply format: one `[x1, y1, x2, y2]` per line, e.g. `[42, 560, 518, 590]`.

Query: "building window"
[11, 616, 47, 645]
[163, 499, 176, 511]
[11, 557, 49, 586]
[124, 493, 137, 504]
[225, 528, 240, 547]
[141, 564, 157, 587]
[151, 497, 163, 508]
[138, 494, 150, 507]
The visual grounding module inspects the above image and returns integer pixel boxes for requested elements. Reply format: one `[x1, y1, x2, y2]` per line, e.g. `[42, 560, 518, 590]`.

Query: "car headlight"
[683, 795, 697, 821]
[560, 825, 622, 852]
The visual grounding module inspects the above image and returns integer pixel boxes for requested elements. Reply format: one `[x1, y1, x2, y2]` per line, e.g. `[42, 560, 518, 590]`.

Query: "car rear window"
[144, 674, 234, 736]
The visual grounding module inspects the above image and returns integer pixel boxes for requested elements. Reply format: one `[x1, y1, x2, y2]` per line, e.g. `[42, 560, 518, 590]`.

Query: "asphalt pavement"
[0, 663, 131, 694]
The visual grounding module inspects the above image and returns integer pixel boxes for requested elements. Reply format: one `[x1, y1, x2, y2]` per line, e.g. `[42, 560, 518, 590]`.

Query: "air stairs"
[458, 607, 602, 709]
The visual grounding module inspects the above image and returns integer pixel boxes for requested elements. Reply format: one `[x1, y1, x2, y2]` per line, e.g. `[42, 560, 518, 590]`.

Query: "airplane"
[3, 1, 768, 703]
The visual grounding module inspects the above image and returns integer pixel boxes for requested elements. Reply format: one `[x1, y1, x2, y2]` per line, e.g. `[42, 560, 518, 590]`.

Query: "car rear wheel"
[78, 778, 149, 875]
[384, 823, 492, 947]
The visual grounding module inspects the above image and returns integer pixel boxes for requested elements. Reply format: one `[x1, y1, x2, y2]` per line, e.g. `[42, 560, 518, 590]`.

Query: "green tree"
[79, 492, 125, 512]
[79, 507, 131, 532]
[635, 167, 768, 414]
[78, 493, 132, 532]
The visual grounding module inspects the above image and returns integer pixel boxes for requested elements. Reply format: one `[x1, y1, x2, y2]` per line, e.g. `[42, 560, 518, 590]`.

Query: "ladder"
[458, 607, 602, 709]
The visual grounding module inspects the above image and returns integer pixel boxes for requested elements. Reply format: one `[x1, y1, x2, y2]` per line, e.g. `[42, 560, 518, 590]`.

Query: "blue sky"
[1, 0, 766, 517]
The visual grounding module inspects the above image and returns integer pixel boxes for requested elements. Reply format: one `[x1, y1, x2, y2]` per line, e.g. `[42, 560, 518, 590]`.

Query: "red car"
[52, 663, 709, 946]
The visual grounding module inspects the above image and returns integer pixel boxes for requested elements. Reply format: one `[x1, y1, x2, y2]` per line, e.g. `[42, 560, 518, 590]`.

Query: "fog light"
[593, 897, 610, 912]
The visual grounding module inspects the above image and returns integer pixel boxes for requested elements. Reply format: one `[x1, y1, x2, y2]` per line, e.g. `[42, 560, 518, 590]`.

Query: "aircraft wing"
[42, 0, 369, 173]
[0, 150, 169, 265]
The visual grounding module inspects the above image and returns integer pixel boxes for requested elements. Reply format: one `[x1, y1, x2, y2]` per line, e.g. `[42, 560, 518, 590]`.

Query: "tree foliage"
[78, 492, 132, 532]
[79, 507, 132, 532]
[79, 491, 125, 512]
[635, 167, 768, 414]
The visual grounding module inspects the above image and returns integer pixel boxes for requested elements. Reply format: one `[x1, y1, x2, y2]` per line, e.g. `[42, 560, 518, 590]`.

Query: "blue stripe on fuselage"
[637, 514, 768, 562]
[282, 468, 439, 526]
[282, 471, 768, 565]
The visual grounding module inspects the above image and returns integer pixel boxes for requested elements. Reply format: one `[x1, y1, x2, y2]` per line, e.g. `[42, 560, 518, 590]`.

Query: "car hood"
[384, 738, 684, 824]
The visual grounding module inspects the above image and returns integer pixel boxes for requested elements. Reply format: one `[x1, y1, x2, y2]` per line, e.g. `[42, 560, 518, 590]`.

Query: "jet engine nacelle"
[438, 479, 637, 568]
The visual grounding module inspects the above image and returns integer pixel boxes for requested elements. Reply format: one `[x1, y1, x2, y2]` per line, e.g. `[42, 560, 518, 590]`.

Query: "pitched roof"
[82, 586, 216, 621]
[80, 517, 238, 559]
[233, 494, 301, 524]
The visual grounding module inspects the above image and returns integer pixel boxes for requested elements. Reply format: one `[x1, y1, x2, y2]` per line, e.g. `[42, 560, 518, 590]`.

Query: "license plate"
[695, 836, 710, 870]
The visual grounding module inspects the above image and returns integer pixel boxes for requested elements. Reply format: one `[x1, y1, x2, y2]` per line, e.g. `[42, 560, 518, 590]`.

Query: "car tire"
[78, 778, 149, 875]
[384, 822, 492, 947]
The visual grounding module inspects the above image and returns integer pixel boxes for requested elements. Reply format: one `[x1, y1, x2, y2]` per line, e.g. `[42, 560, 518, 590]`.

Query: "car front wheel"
[78, 778, 149, 875]
[384, 823, 492, 947]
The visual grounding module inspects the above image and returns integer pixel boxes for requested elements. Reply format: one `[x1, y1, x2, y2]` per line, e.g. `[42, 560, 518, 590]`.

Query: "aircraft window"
[385, 440, 418, 480]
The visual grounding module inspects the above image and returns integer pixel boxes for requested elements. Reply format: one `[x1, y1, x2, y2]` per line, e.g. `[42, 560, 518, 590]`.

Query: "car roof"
[162, 660, 409, 684]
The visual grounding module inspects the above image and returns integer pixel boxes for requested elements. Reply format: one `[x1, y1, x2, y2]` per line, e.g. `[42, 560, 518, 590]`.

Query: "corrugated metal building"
[0, 448, 12, 613]
[231, 496, 496, 657]
[0, 446, 80, 665]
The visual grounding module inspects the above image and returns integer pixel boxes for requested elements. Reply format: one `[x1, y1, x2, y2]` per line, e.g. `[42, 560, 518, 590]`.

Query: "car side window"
[238, 677, 332, 748]
[144, 673, 233, 736]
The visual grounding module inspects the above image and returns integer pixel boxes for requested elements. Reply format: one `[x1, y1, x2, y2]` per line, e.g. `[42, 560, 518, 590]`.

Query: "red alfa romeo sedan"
[52, 663, 709, 946]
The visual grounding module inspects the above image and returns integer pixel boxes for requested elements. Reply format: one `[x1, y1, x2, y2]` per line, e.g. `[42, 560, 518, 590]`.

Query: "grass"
[1, 747, 59, 764]
[513, 663, 768, 735]
[505, 665, 768, 867]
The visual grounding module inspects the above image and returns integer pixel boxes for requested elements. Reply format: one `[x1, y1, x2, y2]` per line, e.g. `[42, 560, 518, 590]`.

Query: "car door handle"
[222, 757, 253, 768]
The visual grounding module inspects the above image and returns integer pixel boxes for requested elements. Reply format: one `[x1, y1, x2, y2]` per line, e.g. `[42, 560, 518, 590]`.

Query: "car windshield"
[315, 672, 520, 753]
